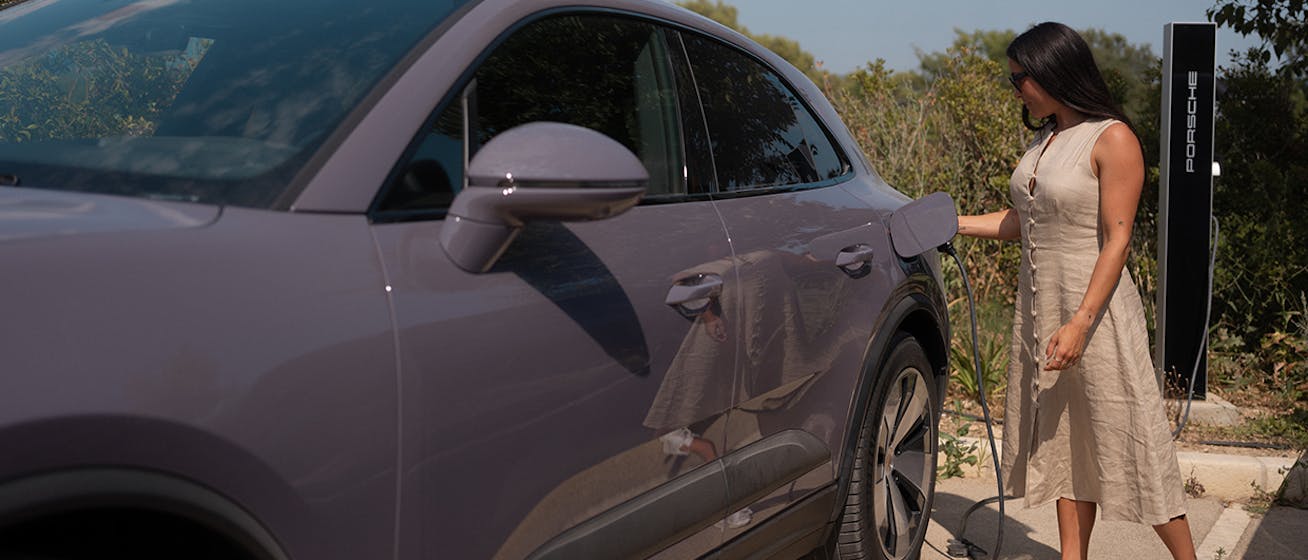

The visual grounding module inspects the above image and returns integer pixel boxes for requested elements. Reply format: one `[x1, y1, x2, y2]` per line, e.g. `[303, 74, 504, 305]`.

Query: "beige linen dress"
[1001, 118, 1187, 525]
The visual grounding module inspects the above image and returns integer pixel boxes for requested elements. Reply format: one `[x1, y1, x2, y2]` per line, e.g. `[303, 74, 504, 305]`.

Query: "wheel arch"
[828, 272, 949, 525]
[0, 415, 300, 560]
[0, 467, 289, 560]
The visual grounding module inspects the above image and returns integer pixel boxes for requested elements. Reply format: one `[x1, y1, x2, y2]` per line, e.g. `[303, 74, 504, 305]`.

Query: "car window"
[0, 0, 468, 208]
[376, 14, 685, 215]
[678, 33, 850, 192]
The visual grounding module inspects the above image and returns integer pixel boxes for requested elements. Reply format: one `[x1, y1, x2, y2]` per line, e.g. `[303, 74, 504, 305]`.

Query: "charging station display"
[1157, 23, 1216, 398]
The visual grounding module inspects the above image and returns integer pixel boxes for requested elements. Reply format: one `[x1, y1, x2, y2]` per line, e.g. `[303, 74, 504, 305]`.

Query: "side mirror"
[440, 122, 648, 273]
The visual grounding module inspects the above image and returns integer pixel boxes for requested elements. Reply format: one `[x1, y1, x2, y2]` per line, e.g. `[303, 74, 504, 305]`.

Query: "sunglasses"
[1008, 71, 1029, 90]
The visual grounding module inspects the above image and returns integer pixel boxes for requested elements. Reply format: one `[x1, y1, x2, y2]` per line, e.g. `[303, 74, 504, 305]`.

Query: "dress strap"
[1072, 118, 1121, 164]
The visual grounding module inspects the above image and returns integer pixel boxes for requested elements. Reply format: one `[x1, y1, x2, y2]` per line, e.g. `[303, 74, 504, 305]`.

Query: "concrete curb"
[1168, 394, 1243, 427]
[1177, 452, 1297, 501]
[943, 436, 1297, 501]
[1194, 506, 1251, 560]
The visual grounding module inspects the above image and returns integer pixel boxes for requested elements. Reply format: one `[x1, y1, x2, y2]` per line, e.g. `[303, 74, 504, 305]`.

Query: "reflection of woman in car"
[643, 257, 737, 449]
[644, 249, 818, 532]
[643, 250, 815, 444]
[956, 22, 1195, 560]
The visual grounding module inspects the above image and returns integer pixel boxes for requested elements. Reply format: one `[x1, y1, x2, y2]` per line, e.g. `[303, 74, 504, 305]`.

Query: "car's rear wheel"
[838, 336, 938, 560]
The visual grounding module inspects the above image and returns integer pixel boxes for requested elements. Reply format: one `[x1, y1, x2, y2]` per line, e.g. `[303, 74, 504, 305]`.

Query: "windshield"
[0, 0, 467, 207]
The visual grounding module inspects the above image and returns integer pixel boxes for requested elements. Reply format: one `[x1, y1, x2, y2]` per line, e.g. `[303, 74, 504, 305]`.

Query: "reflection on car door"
[369, 14, 738, 559]
[677, 31, 895, 537]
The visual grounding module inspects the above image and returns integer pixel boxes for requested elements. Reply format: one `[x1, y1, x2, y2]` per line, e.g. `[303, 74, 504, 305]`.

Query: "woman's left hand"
[1045, 316, 1092, 370]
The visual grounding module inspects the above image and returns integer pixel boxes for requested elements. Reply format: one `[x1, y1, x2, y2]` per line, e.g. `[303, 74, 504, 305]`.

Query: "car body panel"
[0, 203, 398, 558]
[711, 181, 899, 534]
[0, 188, 219, 242]
[371, 200, 738, 559]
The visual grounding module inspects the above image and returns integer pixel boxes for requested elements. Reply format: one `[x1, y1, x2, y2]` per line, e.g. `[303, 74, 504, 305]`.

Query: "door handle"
[835, 244, 875, 272]
[665, 274, 724, 314]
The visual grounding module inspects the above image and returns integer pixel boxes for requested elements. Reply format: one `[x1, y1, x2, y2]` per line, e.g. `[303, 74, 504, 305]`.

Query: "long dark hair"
[1007, 22, 1134, 133]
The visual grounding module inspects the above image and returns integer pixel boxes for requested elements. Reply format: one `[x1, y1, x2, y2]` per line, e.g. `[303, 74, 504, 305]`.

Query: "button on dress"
[1001, 118, 1187, 525]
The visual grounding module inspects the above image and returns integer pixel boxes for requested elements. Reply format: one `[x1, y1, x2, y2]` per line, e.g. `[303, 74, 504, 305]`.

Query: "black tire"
[837, 336, 939, 560]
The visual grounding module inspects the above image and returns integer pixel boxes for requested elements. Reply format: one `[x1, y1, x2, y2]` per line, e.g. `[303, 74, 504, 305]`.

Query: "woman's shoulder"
[1091, 117, 1127, 133]
[1091, 119, 1138, 150]
[1089, 118, 1143, 172]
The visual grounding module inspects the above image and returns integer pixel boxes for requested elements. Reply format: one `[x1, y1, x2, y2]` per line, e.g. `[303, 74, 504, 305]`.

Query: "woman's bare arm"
[958, 209, 1021, 240]
[1045, 122, 1144, 370]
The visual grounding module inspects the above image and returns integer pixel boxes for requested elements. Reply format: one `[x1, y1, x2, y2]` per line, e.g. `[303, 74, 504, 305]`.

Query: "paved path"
[1228, 504, 1308, 560]
[923, 474, 1225, 559]
[924, 433, 1305, 559]
[925, 472, 1308, 559]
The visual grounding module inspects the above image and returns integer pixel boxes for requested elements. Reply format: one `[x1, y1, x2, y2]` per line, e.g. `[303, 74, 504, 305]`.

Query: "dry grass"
[944, 369, 1304, 458]
[1171, 390, 1307, 457]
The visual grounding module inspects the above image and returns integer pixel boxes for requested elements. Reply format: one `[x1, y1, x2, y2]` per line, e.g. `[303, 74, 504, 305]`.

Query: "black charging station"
[1157, 22, 1217, 399]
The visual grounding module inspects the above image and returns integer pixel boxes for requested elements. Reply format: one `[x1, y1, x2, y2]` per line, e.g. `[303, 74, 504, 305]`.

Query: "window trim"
[671, 27, 856, 199]
[704, 175, 854, 201]
[366, 6, 860, 224]
[368, 8, 717, 223]
[667, 29, 720, 195]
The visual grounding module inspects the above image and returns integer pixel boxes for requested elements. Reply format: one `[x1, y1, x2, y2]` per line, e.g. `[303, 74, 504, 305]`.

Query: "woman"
[957, 22, 1197, 560]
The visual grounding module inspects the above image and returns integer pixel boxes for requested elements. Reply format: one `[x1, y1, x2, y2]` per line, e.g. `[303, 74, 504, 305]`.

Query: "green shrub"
[938, 424, 981, 480]
[948, 298, 1011, 404]
[828, 38, 1308, 415]
[830, 50, 1025, 305]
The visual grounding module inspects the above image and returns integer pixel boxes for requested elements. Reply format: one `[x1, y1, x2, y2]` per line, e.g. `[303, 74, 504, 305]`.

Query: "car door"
[674, 31, 896, 537]
[367, 14, 737, 559]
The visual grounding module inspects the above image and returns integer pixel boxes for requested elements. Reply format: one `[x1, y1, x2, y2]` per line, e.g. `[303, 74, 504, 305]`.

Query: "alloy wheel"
[870, 366, 935, 559]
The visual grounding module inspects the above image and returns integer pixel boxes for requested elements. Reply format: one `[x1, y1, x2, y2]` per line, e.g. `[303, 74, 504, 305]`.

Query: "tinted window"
[680, 34, 849, 192]
[378, 15, 684, 213]
[0, 0, 468, 207]
[668, 33, 717, 195]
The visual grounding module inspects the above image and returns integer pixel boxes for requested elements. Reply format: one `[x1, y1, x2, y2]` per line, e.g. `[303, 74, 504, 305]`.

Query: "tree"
[1209, 53, 1308, 338]
[1078, 28, 1158, 122]
[917, 29, 1015, 78]
[1209, 0, 1308, 76]
[675, 0, 820, 81]
[917, 27, 1157, 125]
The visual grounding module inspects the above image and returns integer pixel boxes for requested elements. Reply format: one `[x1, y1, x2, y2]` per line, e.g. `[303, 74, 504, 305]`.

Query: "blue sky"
[717, 0, 1262, 73]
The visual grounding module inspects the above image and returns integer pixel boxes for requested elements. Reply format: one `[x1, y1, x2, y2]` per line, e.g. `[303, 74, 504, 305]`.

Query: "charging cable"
[934, 212, 1218, 558]
[938, 241, 1008, 560]
[1171, 214, 1220, 438]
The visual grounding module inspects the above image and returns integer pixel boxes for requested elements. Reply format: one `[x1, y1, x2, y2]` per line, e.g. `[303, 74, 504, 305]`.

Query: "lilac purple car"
[0, 0, 950, 558]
